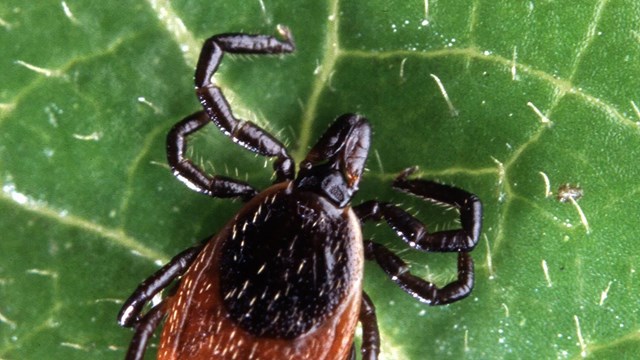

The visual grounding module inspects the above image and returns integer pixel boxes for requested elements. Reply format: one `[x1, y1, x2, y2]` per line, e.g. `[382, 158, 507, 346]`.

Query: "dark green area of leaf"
[1, 1, 639, 359]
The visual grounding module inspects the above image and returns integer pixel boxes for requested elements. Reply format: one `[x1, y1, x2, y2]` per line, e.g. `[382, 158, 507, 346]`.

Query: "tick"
[117, 26, 482, 360]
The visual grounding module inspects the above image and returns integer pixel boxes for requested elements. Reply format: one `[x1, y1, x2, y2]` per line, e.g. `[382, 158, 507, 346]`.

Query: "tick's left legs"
[124, 301, 166, 360]
[117, 245, 202, 327]
[167, 111, 259, 200]
[355, 167, 482, 304]
[195, 27, 296, 181]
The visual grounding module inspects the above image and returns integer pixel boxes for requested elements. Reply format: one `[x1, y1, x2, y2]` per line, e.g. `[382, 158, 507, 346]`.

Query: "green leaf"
[1, 1, 639, 359]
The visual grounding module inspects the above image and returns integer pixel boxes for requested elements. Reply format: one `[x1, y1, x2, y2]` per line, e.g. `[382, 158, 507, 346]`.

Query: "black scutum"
[219, 190, 354, 338]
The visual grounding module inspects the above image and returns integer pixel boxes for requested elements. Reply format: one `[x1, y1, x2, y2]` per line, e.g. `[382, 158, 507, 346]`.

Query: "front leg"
[355, 167, 482, 252]
[195, 26, 296, 181]
[167, 111, 258, 200]
[355, 167, 481, 305]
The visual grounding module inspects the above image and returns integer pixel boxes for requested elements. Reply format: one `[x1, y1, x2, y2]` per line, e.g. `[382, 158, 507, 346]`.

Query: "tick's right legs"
[359, 292, 380, 360]
[355, 167, 482, 305]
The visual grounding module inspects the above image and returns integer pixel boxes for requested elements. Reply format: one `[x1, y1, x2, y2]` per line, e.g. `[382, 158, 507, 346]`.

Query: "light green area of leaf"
[1, 1, 639, 359]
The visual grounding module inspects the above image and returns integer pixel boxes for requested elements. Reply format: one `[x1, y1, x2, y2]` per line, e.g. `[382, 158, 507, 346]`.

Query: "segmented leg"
[355, 167, 481, 304]
[125, 302, 166, 360]
[360, 291, 380, 360]
[194, 26, 296, 182]
[118, 245, 202, 327]
[365, 240, 474, 305]
[347, 345, 355, 360]
[167, 111, 258, 200]
[345, 292, 379, 360]
[354, 167, 482, 252]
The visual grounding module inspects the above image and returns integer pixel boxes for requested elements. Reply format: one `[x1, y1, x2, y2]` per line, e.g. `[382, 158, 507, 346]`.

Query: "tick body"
[159, 182, 363, 359]
[118, 26, 482, 360]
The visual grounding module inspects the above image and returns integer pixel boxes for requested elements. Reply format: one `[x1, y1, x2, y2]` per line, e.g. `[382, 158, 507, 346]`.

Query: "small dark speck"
[556, 184, 583, 203]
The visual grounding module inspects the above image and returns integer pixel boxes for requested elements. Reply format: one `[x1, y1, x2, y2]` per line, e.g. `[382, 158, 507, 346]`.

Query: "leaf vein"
[568, 0, 609, 81]
[0, 188, 168, 263]
[144, 0, 200, 66]
[293, 0, 342, 160]
[342, 46, 638, 129]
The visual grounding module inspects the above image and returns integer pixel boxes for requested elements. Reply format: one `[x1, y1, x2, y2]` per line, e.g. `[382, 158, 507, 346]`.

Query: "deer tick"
[117, 26, 482, 360]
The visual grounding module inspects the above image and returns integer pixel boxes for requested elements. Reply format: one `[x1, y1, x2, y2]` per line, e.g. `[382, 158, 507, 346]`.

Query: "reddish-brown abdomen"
[158, 182, 364, 359]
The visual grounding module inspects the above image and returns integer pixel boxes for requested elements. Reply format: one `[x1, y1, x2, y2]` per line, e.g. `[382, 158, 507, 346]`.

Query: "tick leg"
[195, 27, 296, 181]
[360, 291, 380, 360]
[125, 302, 166, 360]
[354, 167, 482, 252]
[167, 111, 259, 200]
[347, 345, 356, 360]
[365, 240, 474, 305]
[194, 26, 296, 88]
[118, 245, 202, 327]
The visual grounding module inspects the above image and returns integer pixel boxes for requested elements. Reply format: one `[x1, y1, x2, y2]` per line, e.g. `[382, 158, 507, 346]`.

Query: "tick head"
[295, 114, 371, 207]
